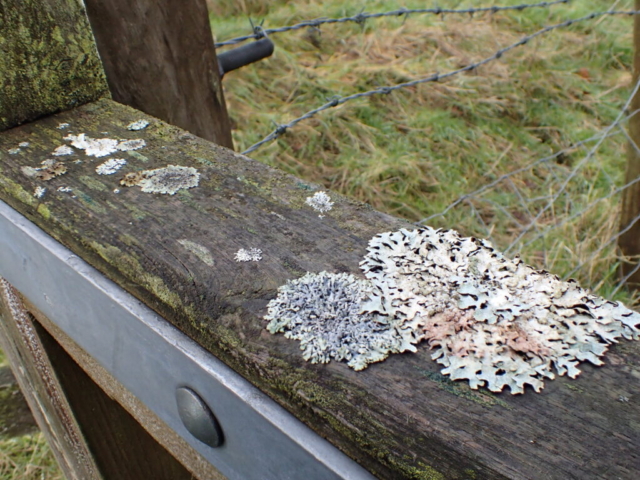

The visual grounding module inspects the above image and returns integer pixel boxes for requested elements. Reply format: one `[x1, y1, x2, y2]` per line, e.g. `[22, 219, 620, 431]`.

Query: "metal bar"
[0, 200, 376, 480]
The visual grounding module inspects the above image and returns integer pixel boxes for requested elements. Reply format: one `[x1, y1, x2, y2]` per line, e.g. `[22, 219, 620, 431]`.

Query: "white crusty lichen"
[52, 145, 74, 156]
[265, 227, 640, 394]
[34, 186, 46, 199]
[137, 165, 199, 195]
[118, 139, 146, 151]
[63, 134, 146, 157]
[127, 120, 150, 131]
[306, 191, 334, 216]
[265, 272, 416, 370]
[96, 158, 127, 175]
[235, 248, 262, 262]
[57, 123, 70, 129]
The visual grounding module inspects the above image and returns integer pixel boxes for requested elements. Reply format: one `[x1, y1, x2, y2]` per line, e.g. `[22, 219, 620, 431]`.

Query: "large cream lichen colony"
[266, 227, 640, 394]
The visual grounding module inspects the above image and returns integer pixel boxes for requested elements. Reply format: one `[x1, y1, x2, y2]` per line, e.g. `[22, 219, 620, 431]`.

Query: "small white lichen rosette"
[266, 227, 640, 394]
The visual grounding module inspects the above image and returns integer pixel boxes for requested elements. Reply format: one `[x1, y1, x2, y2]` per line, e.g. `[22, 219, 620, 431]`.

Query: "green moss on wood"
[0, 0, 109, 130]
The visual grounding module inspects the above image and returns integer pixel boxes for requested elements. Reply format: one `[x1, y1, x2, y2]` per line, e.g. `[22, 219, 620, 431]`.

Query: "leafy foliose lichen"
[266, 227, 640, 394]
[265, 272, 416, 370]
[138, 165, 200, 195]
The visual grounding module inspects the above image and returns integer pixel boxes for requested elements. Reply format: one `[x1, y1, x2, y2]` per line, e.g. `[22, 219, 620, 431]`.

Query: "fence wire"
[221, 2, 640, 297]
[241, 9, 640, 155]
[214, 0, 570, 47]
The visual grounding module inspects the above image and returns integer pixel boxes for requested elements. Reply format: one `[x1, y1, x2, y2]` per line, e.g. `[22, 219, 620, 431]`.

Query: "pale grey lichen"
[19, 142, 30, 148]
[127, 120, 150, 131]
[360, 227, 640, 394]
[57, 186, 72, 193]
[96, 158, 127, 175]
[136, 165, 199, 195]
[305, 191, 333, 215]
[266, 226, 640, 394]
[266, 272, 416, 370]
[118, 139, 146, 151]
[8, 148, 20, 154]
[52, 145, 74, 156]
[57, 123, 70, 129]
[34, 186, 46, 199]
[64, 133, 118, 157]
[234, 248, 262, 262]
[178, 239, 214, 266]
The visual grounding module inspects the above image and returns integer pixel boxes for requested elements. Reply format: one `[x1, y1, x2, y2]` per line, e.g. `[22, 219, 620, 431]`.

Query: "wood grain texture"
[0, 280, 102, 480]
[82, 0, 233, 148]
[0, 99, 638, 479]
[620, 0, 640, 285]
[24, 296, 227, 480]
[0, 0, 109, 131]
[32, 315, 197, 480]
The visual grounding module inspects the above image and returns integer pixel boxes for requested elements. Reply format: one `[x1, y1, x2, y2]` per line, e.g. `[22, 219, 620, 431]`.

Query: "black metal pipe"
[217, 38, 275, 77]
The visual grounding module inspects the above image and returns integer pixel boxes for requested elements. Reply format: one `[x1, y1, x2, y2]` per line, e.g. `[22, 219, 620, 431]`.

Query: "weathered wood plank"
[82, 0, 233, 148]
[0, 99, 638, 479]
[0, 0, 109, 131]
[0, 279, 102, 480]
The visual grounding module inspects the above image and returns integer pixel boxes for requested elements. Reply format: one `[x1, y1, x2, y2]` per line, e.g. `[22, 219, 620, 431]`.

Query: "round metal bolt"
[176, 387, 224, 448]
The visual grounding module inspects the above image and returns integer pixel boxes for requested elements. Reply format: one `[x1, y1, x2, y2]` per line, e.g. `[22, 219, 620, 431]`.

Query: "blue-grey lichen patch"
[33, 186, 46, 199]
[178, 239, 214, 266]
[266, 272, 416, 370]
[267, 227, 640, 394]
[138, 165, 200, 195]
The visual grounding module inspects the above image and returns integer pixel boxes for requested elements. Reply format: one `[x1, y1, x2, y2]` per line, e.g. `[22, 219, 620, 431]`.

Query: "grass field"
[211, 0, 638, 304]
[2, 0, 638, 477]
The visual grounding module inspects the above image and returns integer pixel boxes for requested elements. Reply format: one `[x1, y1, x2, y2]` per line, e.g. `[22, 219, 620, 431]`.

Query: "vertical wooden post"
[619, 0, 640, 286]
[82, 0, 234, 148]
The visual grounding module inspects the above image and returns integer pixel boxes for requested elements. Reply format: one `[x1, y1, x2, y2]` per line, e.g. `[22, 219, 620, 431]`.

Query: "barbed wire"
[241, 9, 640, 155]
[215, 0, 570, 48]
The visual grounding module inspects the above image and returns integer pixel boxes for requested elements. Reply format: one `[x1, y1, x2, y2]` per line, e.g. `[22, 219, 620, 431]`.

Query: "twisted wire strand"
[215, 0, 570, 47]
[242, 9, 640, 155]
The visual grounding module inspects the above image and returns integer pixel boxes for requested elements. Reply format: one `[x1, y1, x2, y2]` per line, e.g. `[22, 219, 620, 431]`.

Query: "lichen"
[305, 191, 333, 216]
[266, 227, 640, 394]
[63, 134, 146, 157]
[178, 239, 215, 266]
[96, 158, 126, 175]
[33, 186, 46, 198]
[127, 120, 150, 131]
[265, 272, 416, 370]
[234, 248, 262, 262]
[137, 165, 200, 195]
[52, 145, 74, 156]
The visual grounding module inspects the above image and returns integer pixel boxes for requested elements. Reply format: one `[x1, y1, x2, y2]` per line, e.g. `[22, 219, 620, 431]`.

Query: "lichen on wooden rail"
[0, 99, 639, 479]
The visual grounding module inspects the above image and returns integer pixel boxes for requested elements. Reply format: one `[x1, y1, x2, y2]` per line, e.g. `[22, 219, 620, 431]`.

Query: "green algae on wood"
[0, 0, 109, 131]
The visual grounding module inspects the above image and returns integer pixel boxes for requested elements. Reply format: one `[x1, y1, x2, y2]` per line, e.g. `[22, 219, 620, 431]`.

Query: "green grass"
[210, 0, 639, 305]
[0, 433, 63, 480]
